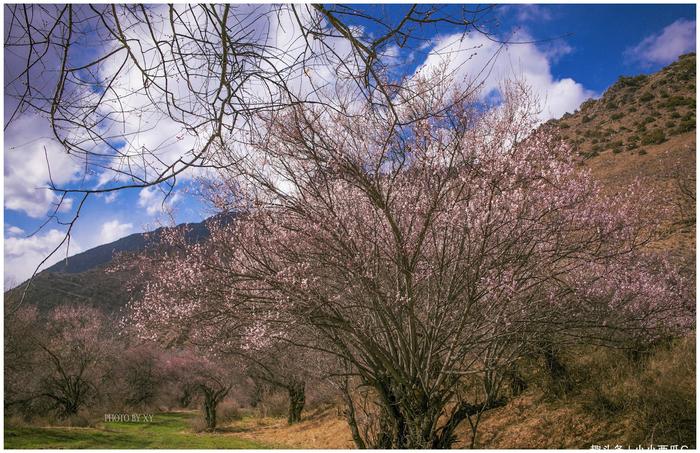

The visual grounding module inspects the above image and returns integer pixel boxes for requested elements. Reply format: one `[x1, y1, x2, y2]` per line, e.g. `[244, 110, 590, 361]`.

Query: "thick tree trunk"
[200, 385, 230, 431]
[203, 394, 218, 430]
[286, 380, 305, 424]
[345, 378, 508, 449]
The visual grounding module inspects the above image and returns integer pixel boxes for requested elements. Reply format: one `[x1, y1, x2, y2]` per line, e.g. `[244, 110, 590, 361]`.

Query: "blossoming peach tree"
[126, 75, 693, 448]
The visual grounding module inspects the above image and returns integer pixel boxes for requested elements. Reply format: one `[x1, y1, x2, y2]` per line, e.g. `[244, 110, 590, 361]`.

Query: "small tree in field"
[130, 75, 692, 447]
[113, 343, 168, 410]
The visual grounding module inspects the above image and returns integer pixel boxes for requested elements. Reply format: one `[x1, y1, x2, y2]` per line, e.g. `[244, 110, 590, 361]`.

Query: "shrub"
[615, 74, 648, 88]
[676, 120, 695, 134]
[665, 96, 692, 108]
[610, 112, 623, 120]
[638, 149, 647, 155]
[579, 98, 596, 111]
[641, 129, 665, 145]
[582, 115, 593, 123]
[216, 401, 243, 424]
[188, 415, 209, 433]
[640, 92, 654, 102]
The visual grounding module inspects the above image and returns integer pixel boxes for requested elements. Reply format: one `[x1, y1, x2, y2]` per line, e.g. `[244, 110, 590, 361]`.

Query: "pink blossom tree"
[129, 75, 693, 447]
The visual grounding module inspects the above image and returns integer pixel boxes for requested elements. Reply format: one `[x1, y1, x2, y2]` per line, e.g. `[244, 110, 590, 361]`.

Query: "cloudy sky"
[3, 4, 696, 286]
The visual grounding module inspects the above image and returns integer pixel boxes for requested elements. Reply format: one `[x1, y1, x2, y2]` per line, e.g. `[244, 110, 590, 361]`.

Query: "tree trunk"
[340, 385, 366, 449]
[287, 380, 305, 424]
[542, 344, 572, 394]
[180, 386, 193, 408]
[203, 393, 217, 431]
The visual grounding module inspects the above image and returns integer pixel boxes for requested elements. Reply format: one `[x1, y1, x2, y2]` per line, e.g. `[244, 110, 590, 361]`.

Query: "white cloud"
[4, 228, 82, 287]
[414, 31, 594, 122]
[102, 192, 119, 204]
[4, 114, 83, 218]
[100, 220, 135, 243]
[626, 19, 696, 66]
[5, 225, 25, 236]
[504, 4, 553, 23]
[138, 186, 182, 216]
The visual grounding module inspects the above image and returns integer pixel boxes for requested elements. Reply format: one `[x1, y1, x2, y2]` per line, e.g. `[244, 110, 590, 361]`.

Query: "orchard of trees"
[4, 4, 695, 449]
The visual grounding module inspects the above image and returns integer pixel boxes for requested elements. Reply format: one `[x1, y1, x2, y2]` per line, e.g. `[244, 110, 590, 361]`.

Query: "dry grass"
[219, 338, 695, 449]
[225, 405, 354, 449]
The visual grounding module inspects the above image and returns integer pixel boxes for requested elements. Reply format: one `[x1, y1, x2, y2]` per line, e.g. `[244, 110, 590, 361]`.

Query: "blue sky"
[4, 4, 697, 285]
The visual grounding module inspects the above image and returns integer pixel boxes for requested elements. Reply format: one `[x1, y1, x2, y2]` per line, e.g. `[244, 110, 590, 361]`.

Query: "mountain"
[6, 218, 214, 314]
[7, 54, 696, 314]
[45, 220, 211, 274]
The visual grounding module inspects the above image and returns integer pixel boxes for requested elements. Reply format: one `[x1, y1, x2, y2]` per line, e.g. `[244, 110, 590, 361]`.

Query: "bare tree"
[5, 305, 115, 417]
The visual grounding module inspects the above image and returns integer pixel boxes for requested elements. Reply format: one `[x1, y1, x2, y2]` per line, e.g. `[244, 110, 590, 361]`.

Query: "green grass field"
[4, 412, 272, 449]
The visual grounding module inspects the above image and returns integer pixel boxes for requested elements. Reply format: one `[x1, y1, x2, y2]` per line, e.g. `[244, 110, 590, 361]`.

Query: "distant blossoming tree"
[162, 350, 234, 431]
[4, 305, 115, 418]
[124, 226, 324, 425]
[129, 73, 693, 448]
